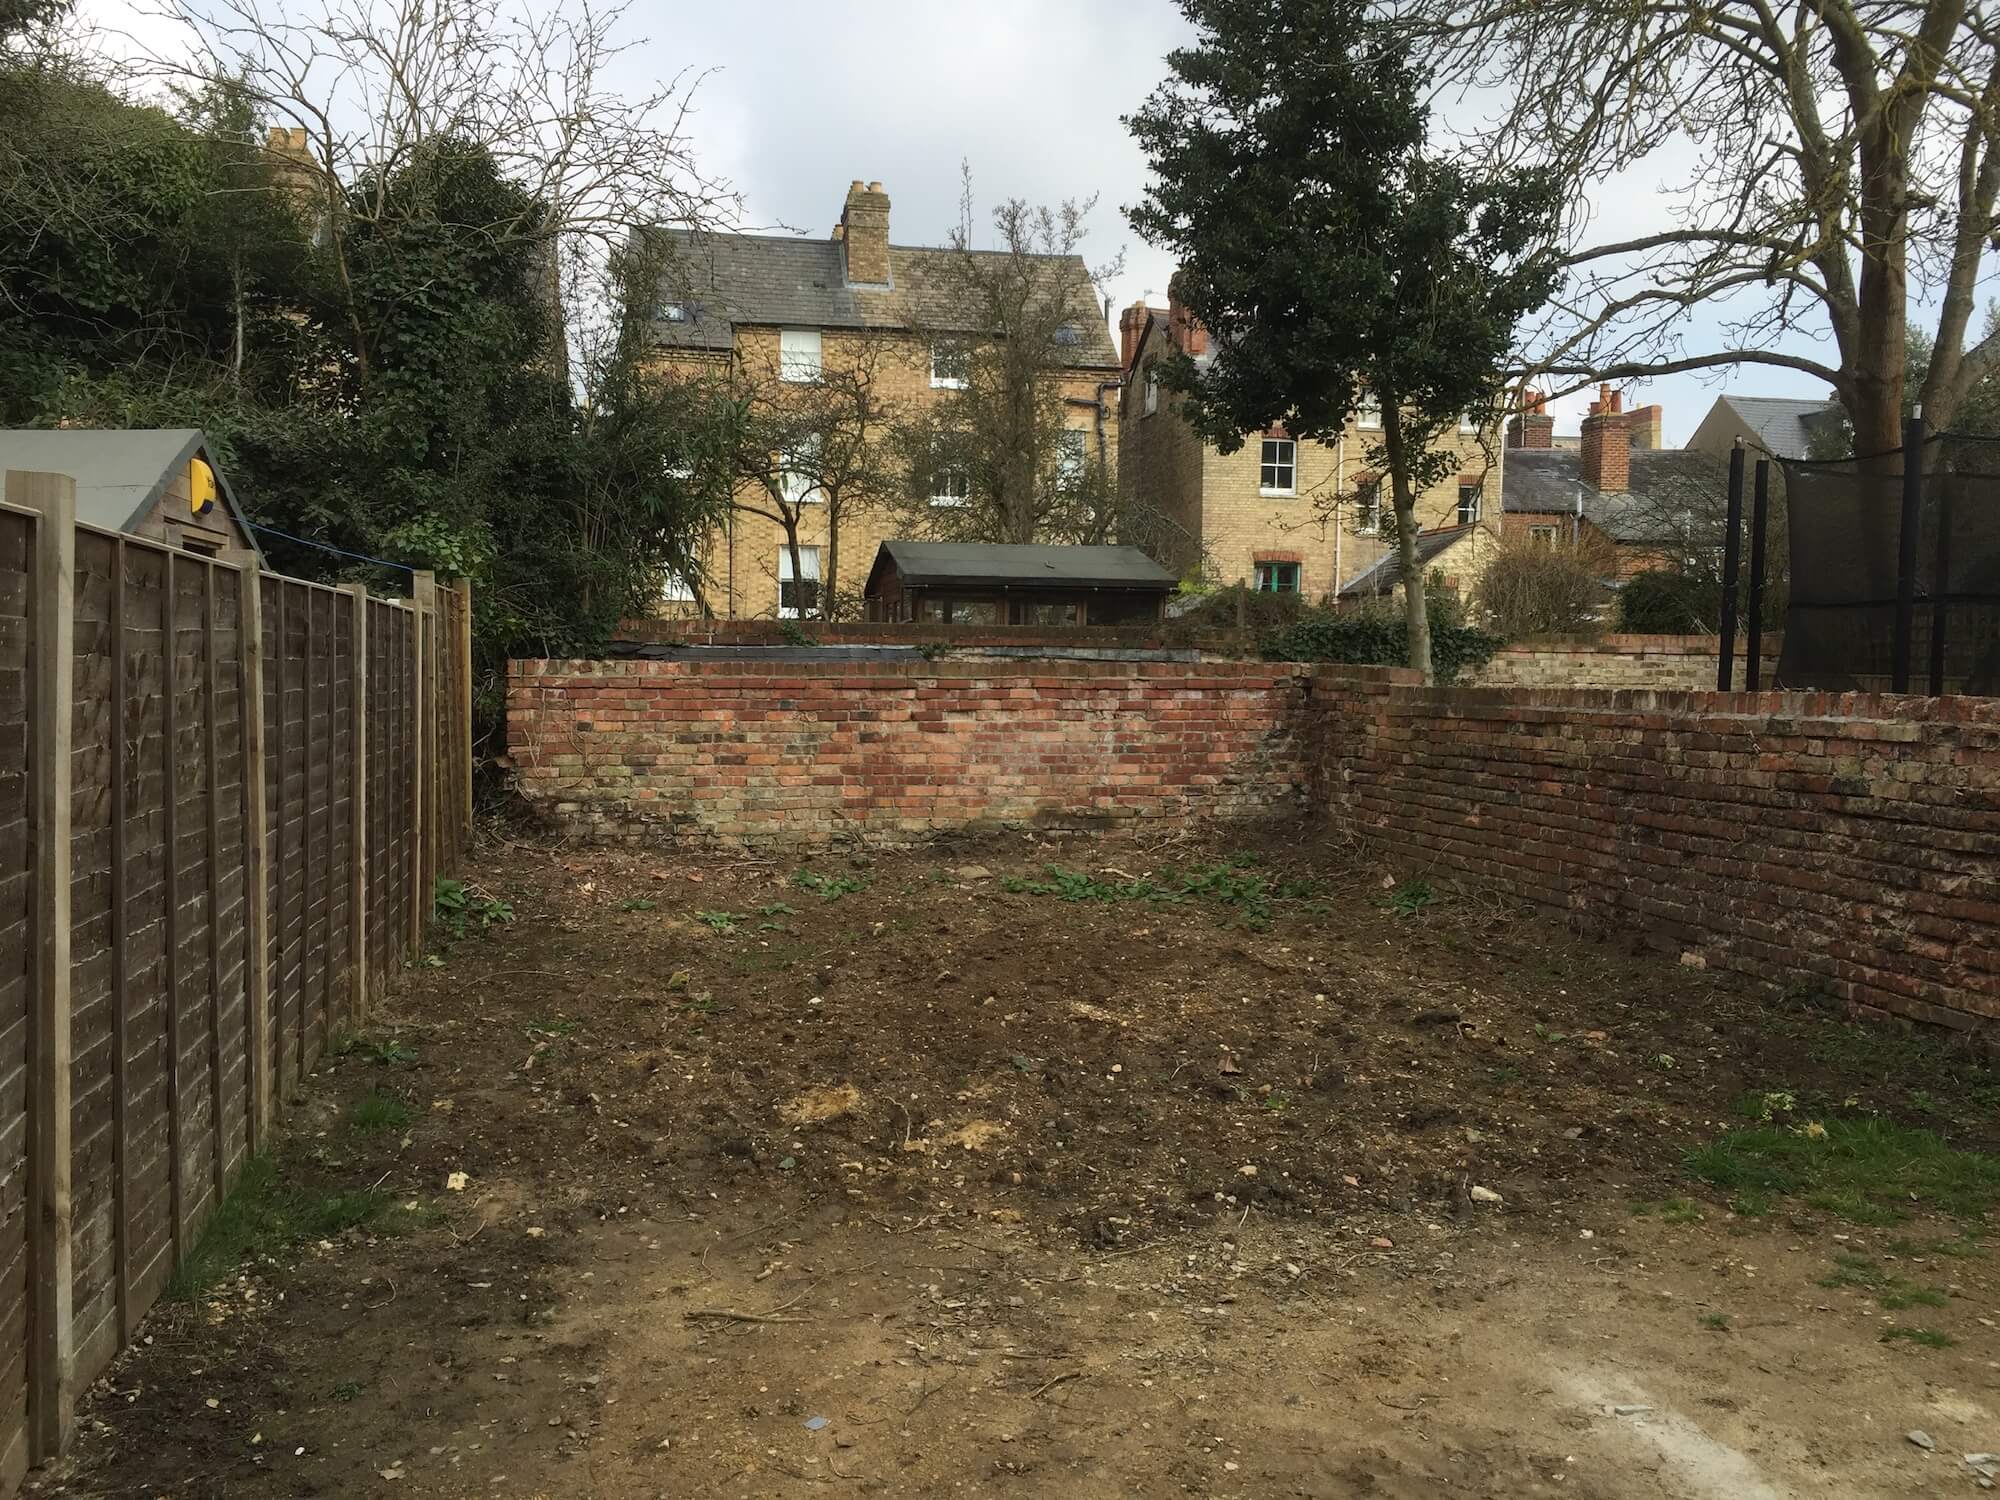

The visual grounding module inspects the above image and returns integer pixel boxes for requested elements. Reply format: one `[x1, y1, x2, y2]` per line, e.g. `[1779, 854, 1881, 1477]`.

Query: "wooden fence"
[0, 471, 472, 1488]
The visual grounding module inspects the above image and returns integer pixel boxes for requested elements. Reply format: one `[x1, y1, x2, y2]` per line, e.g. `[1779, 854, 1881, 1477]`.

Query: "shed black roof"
[866, 541, 1177, 593]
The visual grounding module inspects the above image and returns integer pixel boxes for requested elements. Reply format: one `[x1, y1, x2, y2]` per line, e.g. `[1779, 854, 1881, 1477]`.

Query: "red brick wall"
[506, 658, 1308, 846]
[1305, 670, 2000, 1032]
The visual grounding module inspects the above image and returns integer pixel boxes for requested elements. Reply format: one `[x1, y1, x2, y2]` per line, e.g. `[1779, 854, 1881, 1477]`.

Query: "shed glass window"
[1255, 560, 1301, 593]
[778, 545, 821, 618]
[1259, 438, 1296, 495]
[779, 328, 822, 382]
[1015, 601, 1082, 625]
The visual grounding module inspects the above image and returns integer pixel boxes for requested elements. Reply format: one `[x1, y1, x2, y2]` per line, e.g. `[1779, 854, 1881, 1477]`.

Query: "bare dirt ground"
[44, 828, 2000, 1499]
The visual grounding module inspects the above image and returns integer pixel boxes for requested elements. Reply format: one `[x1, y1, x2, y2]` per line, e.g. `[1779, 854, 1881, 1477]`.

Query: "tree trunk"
[1380, 404, 1434, 685]
[781, 517, 805, 622]
[822, 506, 839, 622]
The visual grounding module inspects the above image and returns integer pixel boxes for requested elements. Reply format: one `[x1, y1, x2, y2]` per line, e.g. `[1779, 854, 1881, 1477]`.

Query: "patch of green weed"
[1699, 1312, 1731, 1331]
[793, 871, 868, 902]
[617, 898, 658, 913]
[1880, 1325, 1955, 1348]
[1381, 879, 1438, 918]
[168, 1157, 421, 1302]
[347, 1087, 413, 1135]
[696, 910, 740, 933]
[433, 877, 513, 940]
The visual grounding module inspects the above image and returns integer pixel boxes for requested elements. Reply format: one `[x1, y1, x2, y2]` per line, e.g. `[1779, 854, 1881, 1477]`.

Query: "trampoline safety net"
[1778, 433, 2000, 694]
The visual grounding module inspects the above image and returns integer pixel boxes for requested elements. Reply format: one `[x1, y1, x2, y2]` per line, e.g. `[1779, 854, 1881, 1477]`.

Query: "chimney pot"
[1581, 399, 1632, 492]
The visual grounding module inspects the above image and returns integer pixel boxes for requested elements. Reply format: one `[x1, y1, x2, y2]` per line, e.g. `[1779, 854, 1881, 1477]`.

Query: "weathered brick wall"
[1305, 670, 2000, 1031]
[1469, 635, 1780, 691]
[506, 658, 1308, 846]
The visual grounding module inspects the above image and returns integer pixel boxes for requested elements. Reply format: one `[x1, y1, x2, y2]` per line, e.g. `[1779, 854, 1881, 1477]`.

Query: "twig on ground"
[684, 1278, 821, 1325]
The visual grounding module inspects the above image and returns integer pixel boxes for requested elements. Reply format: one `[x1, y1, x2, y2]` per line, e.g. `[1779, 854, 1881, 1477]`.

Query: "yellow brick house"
[643, 181, 1122, 618]
[1115, 289, 1504, 602]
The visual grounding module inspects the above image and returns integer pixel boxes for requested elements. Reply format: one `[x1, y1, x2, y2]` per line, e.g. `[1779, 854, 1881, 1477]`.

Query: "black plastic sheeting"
[1778, 434, 2000, 693]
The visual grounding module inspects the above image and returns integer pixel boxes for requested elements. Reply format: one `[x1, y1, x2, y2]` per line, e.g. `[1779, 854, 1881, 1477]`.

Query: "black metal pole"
[1929, 464, 1952, 695]
[1718, 444, 1745, 690]
[1892, 415, 1925, 692]
[1745, 457, 1770, 691]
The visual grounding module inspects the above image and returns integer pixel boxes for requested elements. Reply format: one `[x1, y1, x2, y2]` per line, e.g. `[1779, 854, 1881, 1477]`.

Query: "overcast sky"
[83, 0, 1842, 444]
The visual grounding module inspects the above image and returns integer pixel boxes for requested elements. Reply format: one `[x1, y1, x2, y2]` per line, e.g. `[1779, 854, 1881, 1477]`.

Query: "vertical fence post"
[226, 555, 271, 1147]
[201, 564, 226, 1212]
[1929, 468, 1952, 696]
[343, 583, 369, 1023]
[409, 575, 434, 954]
[161, 552, 184, 1268]
[1717, 444, 1745, 690]
[1746, 458, 1771, 692]
[108, 540, 132, 1344]
[1893, 414, 1925, 692]
[13, 470, 76, 1462]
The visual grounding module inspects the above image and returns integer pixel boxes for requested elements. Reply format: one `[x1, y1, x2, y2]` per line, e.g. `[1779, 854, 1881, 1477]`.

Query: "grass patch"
[167, 1156, 423, 1302]
[525, 1018, 581, 1040]
[347, 1087, 413, 1135]
[1685, 1116, 2000, 1226]
[1381, 879, 1438, 918]
[1698, 1312, 1731, 1331]
[1880, 1325, 1955, 1348]
[617, 898, 658, 913]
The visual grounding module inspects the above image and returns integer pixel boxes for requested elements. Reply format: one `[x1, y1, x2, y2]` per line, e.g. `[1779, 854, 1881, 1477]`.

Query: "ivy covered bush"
[1259, 594, 1503, 684]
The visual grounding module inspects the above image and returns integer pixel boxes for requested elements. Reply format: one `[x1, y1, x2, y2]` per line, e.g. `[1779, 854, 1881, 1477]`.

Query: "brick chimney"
[1165, 273, 1208, 356]
[839, 180, 891, 287]
[1119, 301, 1152, 371]
[1506, 389, 1555, 449]
[1625, 403, 1663, 450]
[1580, 383, 1631, 492]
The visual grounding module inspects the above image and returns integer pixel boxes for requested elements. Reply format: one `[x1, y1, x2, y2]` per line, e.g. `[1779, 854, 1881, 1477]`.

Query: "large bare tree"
[1399, 0, 2000, 453]
[134, 0, 735, 383]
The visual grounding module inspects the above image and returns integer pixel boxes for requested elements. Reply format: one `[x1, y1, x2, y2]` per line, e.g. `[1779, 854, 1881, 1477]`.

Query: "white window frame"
[1528, 524, 1558, 547]
[1258, 438, 1297, 496]
[780, 435, 824, 506]
[778, 545, 822, 619]
[1458, 411, 1479, 435]
[660, 302, 689, 324]
[661, 568, 697, 603]
[1357, 395, 1381, 431]
[779, 328, 822, 383]
[929, 342, 969, 389]
[931, 470, 970, 507]
[1143, 367, 1159, 416]
[1457, 481, 1482, 525]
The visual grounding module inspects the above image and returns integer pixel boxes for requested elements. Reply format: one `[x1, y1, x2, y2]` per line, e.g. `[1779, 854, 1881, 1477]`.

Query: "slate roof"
[866, 541, 1176, 593]
[1713, 395, 1844, 459]
[1337, 524, 1481, 598]
[0, 428, 262, 556]
[642, 227, 1119, 369]
[1502, 447, 1726, 543]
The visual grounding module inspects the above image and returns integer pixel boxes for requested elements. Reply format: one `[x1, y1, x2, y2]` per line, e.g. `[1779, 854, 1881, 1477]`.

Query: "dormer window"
[659, 302, 689, 323]
[1053, 323, 1082, 347]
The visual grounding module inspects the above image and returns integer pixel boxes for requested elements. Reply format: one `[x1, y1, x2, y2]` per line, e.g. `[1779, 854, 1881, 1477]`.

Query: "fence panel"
[0, 481, 471, 1491]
